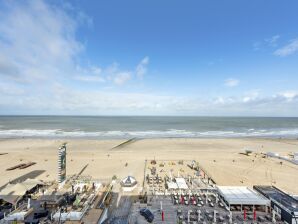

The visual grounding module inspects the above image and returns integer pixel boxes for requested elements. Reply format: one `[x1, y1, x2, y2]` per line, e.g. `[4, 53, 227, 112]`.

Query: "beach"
[0, 138, 297, 194]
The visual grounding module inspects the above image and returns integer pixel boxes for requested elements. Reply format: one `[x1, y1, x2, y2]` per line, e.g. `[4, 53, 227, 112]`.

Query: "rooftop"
[254, 186, 298, 214]
[217, 186, 269, 206]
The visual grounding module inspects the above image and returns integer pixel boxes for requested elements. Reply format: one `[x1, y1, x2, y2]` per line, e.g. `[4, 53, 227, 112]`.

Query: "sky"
[0, 0, 298, 116]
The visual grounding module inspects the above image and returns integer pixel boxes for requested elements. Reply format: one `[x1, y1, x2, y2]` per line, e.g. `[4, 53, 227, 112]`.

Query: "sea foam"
[0, 128, 298, 139]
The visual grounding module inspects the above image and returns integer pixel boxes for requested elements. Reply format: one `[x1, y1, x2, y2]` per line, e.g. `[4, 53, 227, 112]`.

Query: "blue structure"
[254, 186, 298, 224]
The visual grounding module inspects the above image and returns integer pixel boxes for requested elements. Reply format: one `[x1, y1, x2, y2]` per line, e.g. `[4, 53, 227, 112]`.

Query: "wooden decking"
[81, 185, 109, 223]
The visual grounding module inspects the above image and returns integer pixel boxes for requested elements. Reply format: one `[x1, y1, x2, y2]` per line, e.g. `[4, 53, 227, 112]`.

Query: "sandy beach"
[0, 138, 297, 194]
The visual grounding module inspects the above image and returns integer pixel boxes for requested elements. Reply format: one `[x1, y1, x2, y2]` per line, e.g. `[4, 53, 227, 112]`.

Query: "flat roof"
[217, 186, 270, 206]
[254, 186, 298, 214]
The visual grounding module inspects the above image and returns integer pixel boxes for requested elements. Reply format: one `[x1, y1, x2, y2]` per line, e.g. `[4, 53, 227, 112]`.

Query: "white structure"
[217, 186, 269, 210]
[166, 178, 189, 190]
[53, 211, 83, 221]
[294, 152, 298, 161]
[120, 176, 137, 192]
[3, 211, 28, 222]
[167, 181, 179, 190]
[176, 178, 188, 190]
[266, 151, 298, 165]
[266, 152, 279, 158]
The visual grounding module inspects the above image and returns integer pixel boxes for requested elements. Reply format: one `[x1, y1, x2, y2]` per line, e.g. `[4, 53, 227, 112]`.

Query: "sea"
[0, 116, 298, 139]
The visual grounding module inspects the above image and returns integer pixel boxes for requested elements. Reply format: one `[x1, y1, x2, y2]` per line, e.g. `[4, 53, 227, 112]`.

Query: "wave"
[0, 128, 298, 139]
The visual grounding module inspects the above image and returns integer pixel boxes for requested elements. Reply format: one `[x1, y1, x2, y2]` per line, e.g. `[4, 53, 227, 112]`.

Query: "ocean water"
[0, 116, 298, 139]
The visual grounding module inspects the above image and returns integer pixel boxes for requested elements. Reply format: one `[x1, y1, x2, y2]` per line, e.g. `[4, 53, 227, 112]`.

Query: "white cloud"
[0, 0, 83, 83]
[274, 39, 298, 57]
[79, 57, 149, 85]
[74, 75, 105, 82]
[0, 82, 25, 95]
[136, 56, 149, 78]
[241, 89, 260, 103]
[113, 72, 132, 85]
[74, 65, 104, 82]
[224, 78, 239, 87]
[277, 91, 298, 101]
[91, 66, 102, 75]
[253, 35, 280, 51]
[0, 0, 148, 89]
[1, 85, 298, 116]
[105, 63, 132, 85]
[0, 55, 20, 79]
[265, 35, 280, 47]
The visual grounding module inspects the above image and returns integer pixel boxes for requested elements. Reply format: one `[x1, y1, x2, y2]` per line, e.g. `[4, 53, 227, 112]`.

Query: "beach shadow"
[78, 164, 89, 176]
[0, 170, 45, 190]
[239, 152, 250, 156]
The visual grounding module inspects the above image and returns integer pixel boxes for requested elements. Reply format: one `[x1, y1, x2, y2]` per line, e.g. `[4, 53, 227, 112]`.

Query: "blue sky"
[0, 0, 298, 116]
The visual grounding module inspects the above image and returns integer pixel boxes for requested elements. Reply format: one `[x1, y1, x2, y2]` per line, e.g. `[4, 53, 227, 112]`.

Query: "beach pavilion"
[120, 176, 137, 192]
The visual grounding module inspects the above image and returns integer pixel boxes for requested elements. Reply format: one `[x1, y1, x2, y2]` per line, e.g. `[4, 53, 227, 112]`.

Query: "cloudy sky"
[0, 0, 298, 116]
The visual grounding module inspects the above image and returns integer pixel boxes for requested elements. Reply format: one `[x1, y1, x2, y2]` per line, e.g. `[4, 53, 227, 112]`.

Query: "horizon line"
[0, 115, 298, 118]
